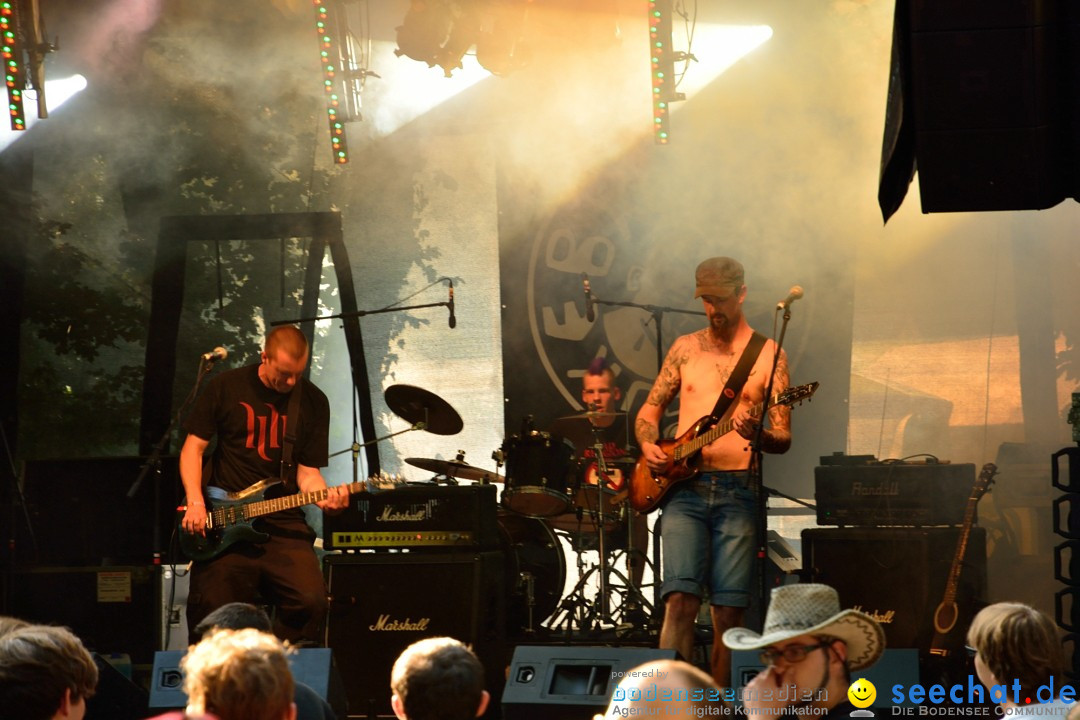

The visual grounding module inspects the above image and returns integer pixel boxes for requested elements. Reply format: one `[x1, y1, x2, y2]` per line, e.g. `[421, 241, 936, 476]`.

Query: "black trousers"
[186, 534, 328, 645]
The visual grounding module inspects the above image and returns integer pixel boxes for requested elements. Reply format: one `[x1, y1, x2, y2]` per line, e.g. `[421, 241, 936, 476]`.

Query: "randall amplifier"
[323, 483, 499, 551]
[815, 459, 975, 526]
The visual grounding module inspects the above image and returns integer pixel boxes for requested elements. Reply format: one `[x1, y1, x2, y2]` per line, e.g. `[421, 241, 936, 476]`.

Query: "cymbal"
[404, 457, 504, 483]
[556, 410, 627, 421]
[385, 384, 463, 436]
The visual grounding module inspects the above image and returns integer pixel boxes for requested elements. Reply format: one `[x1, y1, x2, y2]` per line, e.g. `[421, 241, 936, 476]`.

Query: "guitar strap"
[280, 377, 304, 487]
[708, 331, 767, 421]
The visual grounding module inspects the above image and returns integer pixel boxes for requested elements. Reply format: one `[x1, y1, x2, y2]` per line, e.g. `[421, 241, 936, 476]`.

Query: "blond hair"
[967, 602, 1066, 700]
[182, 628, 294, 720]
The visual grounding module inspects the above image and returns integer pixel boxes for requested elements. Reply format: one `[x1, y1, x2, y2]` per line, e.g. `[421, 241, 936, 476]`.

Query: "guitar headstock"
[777, 381, 820, 407]
[975, 463, 997, 499]
[365, 472, 408, 491]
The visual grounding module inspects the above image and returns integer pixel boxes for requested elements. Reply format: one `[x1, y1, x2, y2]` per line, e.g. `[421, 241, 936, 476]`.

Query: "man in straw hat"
[723, 583, 885, 718]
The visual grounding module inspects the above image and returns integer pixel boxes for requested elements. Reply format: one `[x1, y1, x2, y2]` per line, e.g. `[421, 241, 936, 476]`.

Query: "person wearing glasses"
[723, 583, 885, 719]
[966, 602, 1075, 719]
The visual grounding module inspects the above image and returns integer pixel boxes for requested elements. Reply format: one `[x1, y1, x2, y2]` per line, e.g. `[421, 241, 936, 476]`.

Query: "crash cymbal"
[404, 457, 504, 483]
[385, 384, 463, 436]
[556, 410, 627, 421]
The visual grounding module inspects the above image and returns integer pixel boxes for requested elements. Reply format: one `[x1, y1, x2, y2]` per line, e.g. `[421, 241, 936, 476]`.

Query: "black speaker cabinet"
[324, 551, 505, 718]
[501, 645, 679, 720]
[802, 528, 987, 654]
[8, 565, 159, 665]
[149, 648, 346, 717]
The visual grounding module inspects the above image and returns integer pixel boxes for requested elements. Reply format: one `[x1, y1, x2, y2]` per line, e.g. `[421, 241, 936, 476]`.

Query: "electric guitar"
[928, 462, 996, 657]
[629, 382, 819, 514]
[178, 474, 403, 562]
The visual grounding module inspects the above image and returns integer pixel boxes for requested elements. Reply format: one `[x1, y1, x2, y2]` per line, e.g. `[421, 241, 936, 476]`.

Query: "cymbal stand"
[548, 552, 600, 636]
[587, 435, 612, 622]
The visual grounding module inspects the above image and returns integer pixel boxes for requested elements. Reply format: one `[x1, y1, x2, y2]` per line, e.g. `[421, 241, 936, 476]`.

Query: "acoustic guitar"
[928, 462, 997, 657]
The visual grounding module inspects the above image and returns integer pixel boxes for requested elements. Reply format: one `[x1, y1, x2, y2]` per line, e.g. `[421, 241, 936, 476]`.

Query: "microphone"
[201, 346, 228, 363]
[777, 286, 804, 310]
[582, 273, 595, 322]
[448, 279, 456, 329]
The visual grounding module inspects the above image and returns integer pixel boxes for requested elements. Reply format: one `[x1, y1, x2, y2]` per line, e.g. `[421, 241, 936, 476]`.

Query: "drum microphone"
[582, 273, 595, 322]
[201, 346, 228, 363]
[448, 279, 456, 329]
[777, 286, 804, 310]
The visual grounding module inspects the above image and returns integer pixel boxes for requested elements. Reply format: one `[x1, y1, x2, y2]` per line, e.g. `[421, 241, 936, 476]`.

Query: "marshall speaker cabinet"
[324, 551, 505, 718]
[802, 527, 987, 654]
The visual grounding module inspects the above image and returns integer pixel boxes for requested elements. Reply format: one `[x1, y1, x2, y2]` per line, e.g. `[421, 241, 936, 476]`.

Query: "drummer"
[548, 357, 647, 587]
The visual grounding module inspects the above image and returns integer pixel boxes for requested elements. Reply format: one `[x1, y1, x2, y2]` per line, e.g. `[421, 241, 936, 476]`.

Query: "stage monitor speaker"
[85, 653, 149, 720]
[16, 456, 179, 566]
[324, 551, 505, 718]
[501, 646, 679, 720]
[8, 565, 158, 665]
[802, 528, 987, 654]
[149, 648, 345, 716]
[731, 648, 920, 708]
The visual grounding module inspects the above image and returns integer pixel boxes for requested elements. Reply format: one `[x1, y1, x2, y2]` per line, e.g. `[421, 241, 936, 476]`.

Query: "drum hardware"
[500, 431, 576, 517]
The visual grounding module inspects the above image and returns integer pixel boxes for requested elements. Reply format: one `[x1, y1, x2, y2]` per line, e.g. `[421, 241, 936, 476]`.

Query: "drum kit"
[381, 383, 655, 638]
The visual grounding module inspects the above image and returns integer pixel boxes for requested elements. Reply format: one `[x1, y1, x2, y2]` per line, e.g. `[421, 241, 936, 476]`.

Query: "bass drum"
[498, 511, 565, 636]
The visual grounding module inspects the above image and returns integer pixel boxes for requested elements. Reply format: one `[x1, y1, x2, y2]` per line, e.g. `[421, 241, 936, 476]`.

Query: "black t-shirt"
[548, 415, 634, 491]
[184, 364, 330, 531]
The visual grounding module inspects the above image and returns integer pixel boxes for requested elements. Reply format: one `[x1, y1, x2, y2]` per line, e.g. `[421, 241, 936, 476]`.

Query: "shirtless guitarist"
[635, 256, 791, 689]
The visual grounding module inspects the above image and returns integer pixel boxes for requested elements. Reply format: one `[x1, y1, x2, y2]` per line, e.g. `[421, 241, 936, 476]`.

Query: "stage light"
[648, 0, 679, 144]
[0, 74, 86, 154]
[1, 0, 25, 131]
[313, 1, 349, 164]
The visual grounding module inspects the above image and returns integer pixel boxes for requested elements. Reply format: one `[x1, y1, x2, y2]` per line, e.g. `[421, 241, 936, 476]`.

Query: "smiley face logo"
[848, 678, 876, 708]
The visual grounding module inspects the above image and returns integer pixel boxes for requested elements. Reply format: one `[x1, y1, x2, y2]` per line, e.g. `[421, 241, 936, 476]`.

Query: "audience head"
[724, 583, 885, 708]
[182, 628, 296, 720]
[193, 602, 272, 637]
[603, 659, 720, 717]
[0, 615, 30, 638]
[967, 602, 1067, 703]
[390, 637, 489, 720]
[0, 624, 98, 720]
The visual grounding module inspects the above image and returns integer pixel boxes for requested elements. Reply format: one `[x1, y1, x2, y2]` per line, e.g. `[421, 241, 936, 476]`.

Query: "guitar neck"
[240, 479, 371, 520]
[675, 400, 766, 460]
[941, 489, 980, 604]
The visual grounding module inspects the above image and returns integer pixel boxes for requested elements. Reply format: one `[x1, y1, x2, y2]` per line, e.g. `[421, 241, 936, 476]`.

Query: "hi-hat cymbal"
[385, 384, 463, 436]
[404, 457, 503, 483]
[556, 410, 627, 421]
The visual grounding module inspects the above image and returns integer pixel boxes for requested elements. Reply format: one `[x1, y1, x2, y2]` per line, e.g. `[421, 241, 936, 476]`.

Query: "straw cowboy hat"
[722, 584, 885, 671]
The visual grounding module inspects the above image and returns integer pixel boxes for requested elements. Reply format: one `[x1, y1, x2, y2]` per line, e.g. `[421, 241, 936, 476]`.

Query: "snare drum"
[502, 431, 576, 517]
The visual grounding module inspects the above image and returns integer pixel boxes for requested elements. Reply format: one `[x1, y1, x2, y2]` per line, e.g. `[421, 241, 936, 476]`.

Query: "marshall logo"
[852, 605, 896, 624]
[849, 481, 900, 496]
[369, 614, 431, 632]
[377, 506, 430, 522]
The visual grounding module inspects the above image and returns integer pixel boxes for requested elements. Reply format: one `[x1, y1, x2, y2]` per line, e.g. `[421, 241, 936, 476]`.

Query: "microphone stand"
[128, 356, 217, 568]
[747, 303, 793, 629]
[272, 300, 452, 486]
[590, 295, 705, 617]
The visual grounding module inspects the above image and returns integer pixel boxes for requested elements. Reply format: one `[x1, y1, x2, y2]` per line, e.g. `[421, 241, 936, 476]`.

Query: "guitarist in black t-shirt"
[179, 325, 349, 645]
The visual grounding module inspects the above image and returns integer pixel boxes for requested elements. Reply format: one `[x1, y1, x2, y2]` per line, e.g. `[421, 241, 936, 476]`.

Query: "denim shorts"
[659, 471, 758, 607]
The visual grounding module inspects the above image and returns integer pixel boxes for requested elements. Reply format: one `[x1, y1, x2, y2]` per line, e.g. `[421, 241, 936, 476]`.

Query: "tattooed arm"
[732, 345, 792, 454]
[635, 337, 687, 471]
